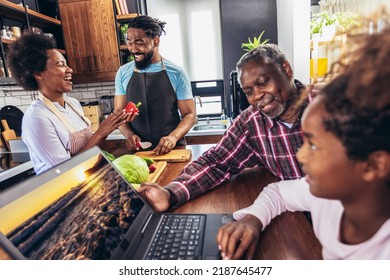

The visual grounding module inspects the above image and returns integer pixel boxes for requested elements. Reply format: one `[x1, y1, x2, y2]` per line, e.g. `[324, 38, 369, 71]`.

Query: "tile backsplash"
[0, 81, 116, 113]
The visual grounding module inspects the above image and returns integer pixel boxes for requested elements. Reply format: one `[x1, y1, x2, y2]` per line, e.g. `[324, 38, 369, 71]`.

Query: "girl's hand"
[217, 214, 262, 260]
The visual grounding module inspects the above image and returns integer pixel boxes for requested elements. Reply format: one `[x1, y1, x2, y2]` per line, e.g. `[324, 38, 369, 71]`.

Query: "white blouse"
[21, 96, 89, 175]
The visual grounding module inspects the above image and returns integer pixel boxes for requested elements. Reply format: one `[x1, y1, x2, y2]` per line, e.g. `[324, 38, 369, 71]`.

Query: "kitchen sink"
[192, 124, 228, 131]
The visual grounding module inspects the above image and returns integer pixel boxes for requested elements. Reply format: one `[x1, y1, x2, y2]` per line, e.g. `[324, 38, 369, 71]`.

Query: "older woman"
[7, 32, 136, 175]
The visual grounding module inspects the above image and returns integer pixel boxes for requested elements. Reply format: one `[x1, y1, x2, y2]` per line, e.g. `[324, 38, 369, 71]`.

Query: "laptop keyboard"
[146, 214, 206, 260]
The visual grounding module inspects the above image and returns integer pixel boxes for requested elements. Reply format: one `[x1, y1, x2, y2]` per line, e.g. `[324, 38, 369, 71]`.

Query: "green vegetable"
[102, 150, 115, 162]
[112, 155, 149, 184]
[142, 157, 155, 166]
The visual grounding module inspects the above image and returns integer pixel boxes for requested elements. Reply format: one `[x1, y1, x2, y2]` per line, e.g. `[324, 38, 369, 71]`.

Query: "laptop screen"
[0, 147, 146, 260]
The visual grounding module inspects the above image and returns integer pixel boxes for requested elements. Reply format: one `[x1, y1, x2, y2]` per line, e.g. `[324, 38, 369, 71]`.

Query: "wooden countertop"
[157, 144, 323, 260]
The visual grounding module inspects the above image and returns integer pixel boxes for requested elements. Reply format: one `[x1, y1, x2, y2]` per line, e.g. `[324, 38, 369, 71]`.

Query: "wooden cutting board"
[1, 119, 18, 151]
[135, 149, 192, 162]
[147, 161, 167, 183]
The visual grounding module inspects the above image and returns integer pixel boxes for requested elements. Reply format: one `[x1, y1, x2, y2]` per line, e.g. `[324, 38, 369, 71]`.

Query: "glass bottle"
[1, 26, 9, 39]
[5, 26, 13, 39]
[220, 109, 228, 124]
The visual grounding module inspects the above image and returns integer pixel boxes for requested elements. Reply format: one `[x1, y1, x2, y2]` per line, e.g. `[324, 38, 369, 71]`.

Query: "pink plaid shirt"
[166, 81, 312, 207]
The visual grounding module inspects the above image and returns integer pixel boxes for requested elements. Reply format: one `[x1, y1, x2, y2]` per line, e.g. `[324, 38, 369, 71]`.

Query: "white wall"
[277, 0, 311, 84]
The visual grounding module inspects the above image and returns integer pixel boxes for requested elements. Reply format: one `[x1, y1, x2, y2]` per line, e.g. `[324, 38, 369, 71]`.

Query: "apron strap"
[65, 98, 92, 126]
[38, 92, 90, 133]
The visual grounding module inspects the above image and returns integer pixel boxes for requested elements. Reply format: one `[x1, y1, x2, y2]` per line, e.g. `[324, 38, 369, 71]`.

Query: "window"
[191, 80, 224, 118]
[146, 0, 224, 117]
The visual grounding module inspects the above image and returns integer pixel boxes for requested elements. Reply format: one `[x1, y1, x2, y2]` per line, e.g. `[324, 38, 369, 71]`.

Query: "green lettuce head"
[112, 155, 149, 184]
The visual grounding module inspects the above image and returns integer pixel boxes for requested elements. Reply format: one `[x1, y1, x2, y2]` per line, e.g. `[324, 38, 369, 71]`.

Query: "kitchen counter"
[106, 118, 231, 140]
[106, 129, 125, 141]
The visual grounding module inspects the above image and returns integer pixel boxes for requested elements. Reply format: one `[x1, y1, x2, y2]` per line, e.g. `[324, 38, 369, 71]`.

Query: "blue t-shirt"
[115, 59, 193, 100]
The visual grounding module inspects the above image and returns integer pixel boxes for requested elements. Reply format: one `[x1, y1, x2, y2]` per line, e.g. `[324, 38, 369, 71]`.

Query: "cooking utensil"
[136, 141, 152, 149]
[1, 119, 18, 151]
[0, 105, 24, 137]
[0, 134, 5, 152]
[135, 149, 192, 162]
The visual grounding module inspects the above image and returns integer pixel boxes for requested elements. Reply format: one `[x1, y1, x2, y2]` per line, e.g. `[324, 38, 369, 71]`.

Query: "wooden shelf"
[116, 13, 138, 22]
[27, 8, 61, 26]
[0, 0, 61, 27]
[1, 37, 15, 44]
[1, 38, 66, 55]
[120, 44, 128, 50]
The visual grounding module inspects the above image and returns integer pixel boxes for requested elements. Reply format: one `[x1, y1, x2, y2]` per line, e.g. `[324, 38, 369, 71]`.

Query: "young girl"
[217, 27, 390, 260]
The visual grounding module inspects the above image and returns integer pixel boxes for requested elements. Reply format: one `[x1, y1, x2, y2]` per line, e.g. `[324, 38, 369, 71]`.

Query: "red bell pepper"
[125, 101, 141, 113]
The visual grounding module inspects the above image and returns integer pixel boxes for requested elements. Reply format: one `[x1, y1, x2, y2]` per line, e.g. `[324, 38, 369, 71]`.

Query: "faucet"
[194, 96, 203, 124]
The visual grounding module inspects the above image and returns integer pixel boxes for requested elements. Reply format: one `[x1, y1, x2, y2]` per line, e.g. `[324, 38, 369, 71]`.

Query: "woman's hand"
[153, 135, 177, 155]
[137, 183, 171, 212]
[217, 214, 262, 260]
[123, 109, 138, 123]
[95, 111, 128, 137]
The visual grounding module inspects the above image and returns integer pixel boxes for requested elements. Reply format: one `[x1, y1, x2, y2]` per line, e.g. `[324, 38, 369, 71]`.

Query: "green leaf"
[241, 30, 270, 52]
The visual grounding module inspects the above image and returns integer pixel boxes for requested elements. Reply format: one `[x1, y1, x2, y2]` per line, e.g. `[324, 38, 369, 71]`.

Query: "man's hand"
[217, 214, 262, 260]
[137, 183, 171, 212]
[124, 133, 141, 151]
[153, 135, 177, 155]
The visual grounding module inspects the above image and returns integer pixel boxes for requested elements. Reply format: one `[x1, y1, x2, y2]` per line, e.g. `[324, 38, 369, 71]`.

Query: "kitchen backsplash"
[0, 81, 116, 112]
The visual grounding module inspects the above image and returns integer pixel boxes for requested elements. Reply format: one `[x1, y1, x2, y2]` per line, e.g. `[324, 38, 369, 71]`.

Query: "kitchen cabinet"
[58, 0, 121, 83]
[0, 0, 65, 85]
[82, 104, 101, 132]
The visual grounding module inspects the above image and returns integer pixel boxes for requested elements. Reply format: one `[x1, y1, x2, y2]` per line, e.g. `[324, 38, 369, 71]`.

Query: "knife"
[136, 141, 152, 149]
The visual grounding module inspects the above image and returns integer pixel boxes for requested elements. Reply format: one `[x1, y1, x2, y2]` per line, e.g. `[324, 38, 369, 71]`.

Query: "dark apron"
[126, 59, 186, 148]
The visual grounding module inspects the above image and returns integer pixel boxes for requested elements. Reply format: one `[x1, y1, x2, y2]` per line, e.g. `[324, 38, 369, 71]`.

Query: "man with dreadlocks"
[114, 15, 196, 155]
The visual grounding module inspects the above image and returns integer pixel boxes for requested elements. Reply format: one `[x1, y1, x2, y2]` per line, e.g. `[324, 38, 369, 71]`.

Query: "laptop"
[0, 146, 233, 260]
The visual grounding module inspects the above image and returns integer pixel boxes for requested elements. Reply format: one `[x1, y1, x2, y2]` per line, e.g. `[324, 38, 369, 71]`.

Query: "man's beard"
[133, 50, 154, 70]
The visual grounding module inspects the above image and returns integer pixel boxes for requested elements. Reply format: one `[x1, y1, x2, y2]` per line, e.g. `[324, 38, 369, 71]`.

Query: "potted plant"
[120, 23, 128, 44]
[241, 30, 270, 52]
[310, 11, 361, 39]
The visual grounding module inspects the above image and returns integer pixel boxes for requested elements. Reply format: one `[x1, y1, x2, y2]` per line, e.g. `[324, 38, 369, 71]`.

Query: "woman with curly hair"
[217, 27, 390, 260]
[6, 32, 135, 175]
